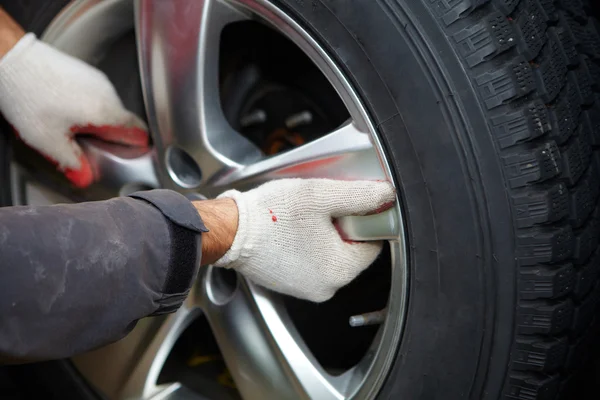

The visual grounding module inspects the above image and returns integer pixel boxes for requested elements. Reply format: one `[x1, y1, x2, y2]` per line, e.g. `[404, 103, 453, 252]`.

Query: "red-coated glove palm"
[0, 33, 148, 188]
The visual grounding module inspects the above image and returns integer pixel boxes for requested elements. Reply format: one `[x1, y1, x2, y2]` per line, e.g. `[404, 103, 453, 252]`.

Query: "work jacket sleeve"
[0, 189, 207, 362]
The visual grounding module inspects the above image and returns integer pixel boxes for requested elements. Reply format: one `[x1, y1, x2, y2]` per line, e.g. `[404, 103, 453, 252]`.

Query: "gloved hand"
[215, 179, 396, 302]
[0, 33, 148, 188]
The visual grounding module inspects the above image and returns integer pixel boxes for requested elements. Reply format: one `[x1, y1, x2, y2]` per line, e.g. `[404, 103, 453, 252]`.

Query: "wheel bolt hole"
[166, 146, 202, 188]
[207, 266, 239, 305]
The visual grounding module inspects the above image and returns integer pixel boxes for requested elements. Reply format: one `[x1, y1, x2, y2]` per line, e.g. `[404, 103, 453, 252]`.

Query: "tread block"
[492, 0, 520, 14]
[513, 337, 568, 372]
[453, 11, 517, 67]
[519, 264, 575, 299]
[554, 25, 580, 68]
[505, 373, 560, 400]
[516, 225, 574, 265]
[538, 0, 558, 22]
[568, 160, 600, 227]
[561, 12, 600, 60]
[583, 56, 600, 91]
[532, 29, 569, 103]
[572, 249, 600, 299]
[570, 62, 594, 106]
[512, 183, 569, 228]
[560, 134, 592, 186]
[583, 19, 600, 60]
[491, 100, 550, 149]
[556, 0, 587, 23]
[503, 142, 561, 188]
[514, 0, 549, 60]
[517, 300, 574, 335]
[547, 80, 582, 145]
[572, 206, 600, 264]
[429, 0, 490, 25]
[570, 283, 600, 336]
[476, 57, 534, 109]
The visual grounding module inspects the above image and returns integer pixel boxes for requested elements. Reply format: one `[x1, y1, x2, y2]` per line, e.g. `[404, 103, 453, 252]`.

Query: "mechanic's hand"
[0, 33, 148, 188]
[214, 179, 396, 302]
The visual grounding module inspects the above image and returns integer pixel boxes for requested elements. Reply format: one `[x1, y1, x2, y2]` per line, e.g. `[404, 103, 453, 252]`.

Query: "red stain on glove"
[70, 124, 149, 148]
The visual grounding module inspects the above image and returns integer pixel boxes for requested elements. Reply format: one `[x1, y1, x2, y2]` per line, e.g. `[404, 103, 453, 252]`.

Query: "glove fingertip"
[345, 240, 384, 264]
[130, 114, 149, 131]
[307, 292, 335, 303]
[372, 180, 396, 200]
[359, 181, 396, 214]
[64, 154, 94, 188]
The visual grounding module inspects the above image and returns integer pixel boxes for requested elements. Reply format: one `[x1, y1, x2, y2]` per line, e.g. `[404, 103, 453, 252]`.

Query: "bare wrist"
[192, 198, 238, 266]
[0, 8, 26, 59]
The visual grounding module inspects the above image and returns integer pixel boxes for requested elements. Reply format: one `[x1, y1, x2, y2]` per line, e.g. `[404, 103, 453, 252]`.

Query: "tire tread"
[424, 0, 600, 398]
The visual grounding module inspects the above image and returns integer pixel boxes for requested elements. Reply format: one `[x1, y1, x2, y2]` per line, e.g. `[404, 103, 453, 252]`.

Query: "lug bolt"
[240, 109, 267, 127]
[285, 110, 312, 129]
[349, 309, 386, 327]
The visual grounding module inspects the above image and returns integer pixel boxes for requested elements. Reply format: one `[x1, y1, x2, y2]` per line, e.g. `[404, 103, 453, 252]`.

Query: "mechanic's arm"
[0, 190, 236, 362]
[0, 179, 394, 362]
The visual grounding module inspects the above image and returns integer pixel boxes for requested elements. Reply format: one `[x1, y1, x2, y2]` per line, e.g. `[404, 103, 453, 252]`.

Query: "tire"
[2, 0, 600, 399]
[273, 1, 600, 399]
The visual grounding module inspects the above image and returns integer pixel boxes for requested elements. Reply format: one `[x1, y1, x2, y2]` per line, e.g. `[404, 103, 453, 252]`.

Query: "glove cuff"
[0, 33, 36, 66]
[214, 190, 249, 268]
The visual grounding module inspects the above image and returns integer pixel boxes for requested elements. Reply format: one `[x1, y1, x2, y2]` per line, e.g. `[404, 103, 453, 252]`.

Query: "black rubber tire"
[3, 0, 600, 399]
[274, 1, 600, 399]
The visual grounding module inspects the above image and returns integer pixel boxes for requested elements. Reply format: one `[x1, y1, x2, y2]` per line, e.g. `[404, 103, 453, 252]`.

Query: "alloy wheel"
[12, 1, 409, 399]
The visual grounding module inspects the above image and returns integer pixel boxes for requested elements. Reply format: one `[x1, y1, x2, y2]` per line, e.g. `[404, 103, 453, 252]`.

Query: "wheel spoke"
[135, 0, 262, 189]
[204, 121, 384, 196]
[337, 207, 401, 242]
[73, 297, 202, 400]
[80, 139, 159, 192]
[198, 267, 348, 400]
[119, 299, 202, 399]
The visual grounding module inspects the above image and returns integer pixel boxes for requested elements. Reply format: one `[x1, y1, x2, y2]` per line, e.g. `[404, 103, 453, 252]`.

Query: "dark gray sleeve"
[0, 189, 207, 362]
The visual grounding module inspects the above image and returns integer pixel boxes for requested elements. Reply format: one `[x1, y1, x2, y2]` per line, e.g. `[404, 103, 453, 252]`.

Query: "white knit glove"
[215, 179, 396, 302]
[0, 33, 148, 188]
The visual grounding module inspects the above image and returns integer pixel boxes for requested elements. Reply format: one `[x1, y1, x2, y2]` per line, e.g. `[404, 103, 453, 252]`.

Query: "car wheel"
[2, 1, 600, 399]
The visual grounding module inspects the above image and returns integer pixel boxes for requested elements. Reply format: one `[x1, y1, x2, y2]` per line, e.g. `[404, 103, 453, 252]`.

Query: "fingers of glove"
[281, 241, 384, 303]
[16, 126, 81, 170]
[18, 131, 95, 188]
[311, 241, 384, 302]
[310, 179, 396, 218]
[2, 35, 148, 145]
[45, 141, 95, 188]
[342, 240, 385, 273]
[240, 179, 395, 214]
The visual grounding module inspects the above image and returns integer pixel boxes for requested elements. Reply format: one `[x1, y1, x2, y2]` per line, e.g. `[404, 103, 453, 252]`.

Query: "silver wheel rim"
[13, 0, 409, 398]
